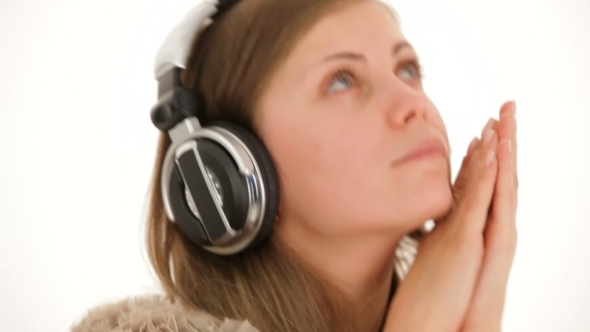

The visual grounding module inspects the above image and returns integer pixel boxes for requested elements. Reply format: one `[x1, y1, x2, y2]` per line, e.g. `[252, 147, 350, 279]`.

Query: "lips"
[391, 138, 448, 167]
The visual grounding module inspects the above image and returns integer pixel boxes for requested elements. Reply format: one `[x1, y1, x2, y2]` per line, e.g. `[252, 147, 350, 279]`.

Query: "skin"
[253, 1, 518, 331]
[384, 105, 517, 332]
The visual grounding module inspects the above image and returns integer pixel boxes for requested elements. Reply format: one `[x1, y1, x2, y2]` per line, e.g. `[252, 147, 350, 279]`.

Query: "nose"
[383, 77, 429, 126]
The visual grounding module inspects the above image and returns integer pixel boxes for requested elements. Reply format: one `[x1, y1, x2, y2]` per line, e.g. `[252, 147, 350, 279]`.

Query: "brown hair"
[146, 0, 420, 331]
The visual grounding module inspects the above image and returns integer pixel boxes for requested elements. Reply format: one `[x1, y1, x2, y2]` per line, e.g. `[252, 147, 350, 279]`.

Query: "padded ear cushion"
[208, 121, 279, 249]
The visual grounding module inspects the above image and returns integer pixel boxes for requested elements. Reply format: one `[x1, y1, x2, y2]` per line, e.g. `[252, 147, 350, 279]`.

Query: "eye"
[327, 68, 355, 93]
[397, 61, 422, 81]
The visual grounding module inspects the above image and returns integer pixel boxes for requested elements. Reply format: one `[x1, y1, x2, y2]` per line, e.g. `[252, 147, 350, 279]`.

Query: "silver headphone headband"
[154, 0, 220, 79]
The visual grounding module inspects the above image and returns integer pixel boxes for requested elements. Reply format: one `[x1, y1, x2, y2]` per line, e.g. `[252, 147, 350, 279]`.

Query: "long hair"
[145, 0, 421, 330]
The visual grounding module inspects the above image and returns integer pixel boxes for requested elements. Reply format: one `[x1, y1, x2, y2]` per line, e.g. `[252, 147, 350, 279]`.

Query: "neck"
[276, 220, 405, 331]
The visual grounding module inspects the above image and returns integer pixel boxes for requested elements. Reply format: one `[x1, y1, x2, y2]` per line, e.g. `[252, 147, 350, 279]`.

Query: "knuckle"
[496, 239, 517, 259]
[461, 155, 470, 168]
[502, 232, 518, 253]
[506, 186, 517, 203]
[491, 224, 518, 254]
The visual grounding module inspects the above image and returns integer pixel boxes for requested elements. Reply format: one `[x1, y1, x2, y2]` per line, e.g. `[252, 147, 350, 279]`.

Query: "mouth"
[391, 138, 448, 167]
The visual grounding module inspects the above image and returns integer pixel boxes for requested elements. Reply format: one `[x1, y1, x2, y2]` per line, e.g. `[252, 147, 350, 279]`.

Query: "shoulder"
[70, 294, 259, 332]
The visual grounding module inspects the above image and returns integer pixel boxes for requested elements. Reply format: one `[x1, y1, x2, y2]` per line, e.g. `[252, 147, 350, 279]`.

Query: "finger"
[469, 118, 498, 159]
[453, 128, 499, 235]
[449, 137, 479, 218]
[451, 118, 497, 209]
[496, 101, 518, 188]
[500, 100, 516, 116]
[439, 137, 480, 226]
[497, 101, 518, 188]
[458, 117, 497, 183]
[485, 138, 517, 256]
[498, 101, 517, 154]
[455, 118, 497, 194]
[466, 136, 478, 158]
[511, 108, 518, 187]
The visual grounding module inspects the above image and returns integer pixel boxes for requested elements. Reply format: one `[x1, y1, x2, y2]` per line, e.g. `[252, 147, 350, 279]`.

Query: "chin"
[428, 190, 454, 220]
[398, 175, 454, 228]
[423, 179, 453, 220]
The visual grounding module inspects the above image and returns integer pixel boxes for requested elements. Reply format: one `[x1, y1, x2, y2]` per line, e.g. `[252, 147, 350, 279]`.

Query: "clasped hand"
[384, 101, 518, 332]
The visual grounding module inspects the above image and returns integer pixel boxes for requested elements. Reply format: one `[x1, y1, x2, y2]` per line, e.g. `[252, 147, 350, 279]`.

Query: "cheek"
[264, 114, 366, 187]
[258, 107, 384, 223]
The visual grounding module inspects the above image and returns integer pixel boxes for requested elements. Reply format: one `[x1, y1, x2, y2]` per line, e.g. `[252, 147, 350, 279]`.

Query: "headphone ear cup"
[209, 121, 279, 248]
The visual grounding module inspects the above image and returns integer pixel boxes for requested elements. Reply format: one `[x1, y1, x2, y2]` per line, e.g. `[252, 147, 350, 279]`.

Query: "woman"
[72, 0, 517, 330]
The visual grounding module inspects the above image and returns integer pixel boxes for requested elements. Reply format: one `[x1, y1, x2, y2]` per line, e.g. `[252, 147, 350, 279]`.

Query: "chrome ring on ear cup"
[161, 119, 279, 255]
[209, 121, 279, 248]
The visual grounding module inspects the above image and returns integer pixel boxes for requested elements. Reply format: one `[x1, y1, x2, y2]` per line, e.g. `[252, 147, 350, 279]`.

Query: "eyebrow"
[319, 41, 414, 64]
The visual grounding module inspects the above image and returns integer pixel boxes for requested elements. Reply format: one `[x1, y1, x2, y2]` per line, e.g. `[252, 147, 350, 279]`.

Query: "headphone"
[150, 0, 279, 255]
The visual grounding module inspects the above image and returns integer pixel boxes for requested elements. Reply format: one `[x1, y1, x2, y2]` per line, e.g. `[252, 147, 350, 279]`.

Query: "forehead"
[289, 1, 405, 63]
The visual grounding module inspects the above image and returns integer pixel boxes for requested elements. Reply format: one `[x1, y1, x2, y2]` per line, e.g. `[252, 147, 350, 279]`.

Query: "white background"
[1, 0, 589, 331]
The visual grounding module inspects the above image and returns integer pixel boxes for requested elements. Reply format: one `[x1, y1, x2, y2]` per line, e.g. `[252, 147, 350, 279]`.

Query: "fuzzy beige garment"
[71, 295, 260, 332]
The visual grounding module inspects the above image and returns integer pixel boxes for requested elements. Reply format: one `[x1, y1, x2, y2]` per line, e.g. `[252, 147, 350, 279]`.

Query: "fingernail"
[483, 118, 494, 134]
[483, 128, 495, 145]
[485, 150, 496, 167]
[467, 137, 478, 155]
[511, 101, 517, 114]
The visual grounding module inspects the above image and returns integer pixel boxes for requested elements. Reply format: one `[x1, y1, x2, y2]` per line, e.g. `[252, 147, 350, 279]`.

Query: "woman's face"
[254, 0, 453, 238]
